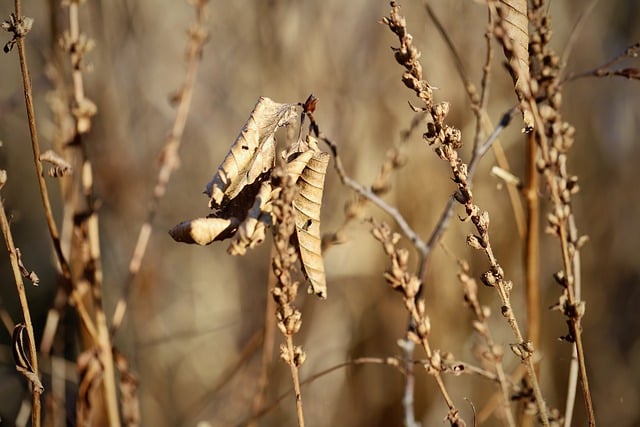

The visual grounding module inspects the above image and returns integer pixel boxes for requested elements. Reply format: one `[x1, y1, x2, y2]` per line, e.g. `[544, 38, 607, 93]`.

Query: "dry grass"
[1, 0, 640, 426]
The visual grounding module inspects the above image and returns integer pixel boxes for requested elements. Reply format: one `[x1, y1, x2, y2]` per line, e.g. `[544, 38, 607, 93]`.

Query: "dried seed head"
[467, 234, 484, 250]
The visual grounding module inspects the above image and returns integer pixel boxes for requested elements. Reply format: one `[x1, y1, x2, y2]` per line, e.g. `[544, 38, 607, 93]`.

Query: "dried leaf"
[498, 0, 533, 131]
[16, 248, 39, 285]
[169, 217, 235, 245]
[227, 182, 274, 255]
[204, 97, 299, 209]
[12, 324, 44, 393]
[77, 348, 104, 425]
[286, 136, 329, 298]
[40, 149, 73, 177]
[114, 349, 140, 427]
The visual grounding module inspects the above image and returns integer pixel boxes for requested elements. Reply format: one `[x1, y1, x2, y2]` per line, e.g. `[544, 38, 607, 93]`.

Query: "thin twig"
[558, 0, 600, 81]
[237, 357, 404, 427]
[425, 107, 517, 253]
[62, 0, 120, 423]
[524, 130, 541, 355]
[321, 136, 428, 257]
[562, 41, 640, 84]
[10, 0, 73, 293]
[0, 176, 42, 427]
[110, 0, 210, 335]
[527, 2, 596, 421]
[425, 1, 526, 240]
[248, 250, 278, 427]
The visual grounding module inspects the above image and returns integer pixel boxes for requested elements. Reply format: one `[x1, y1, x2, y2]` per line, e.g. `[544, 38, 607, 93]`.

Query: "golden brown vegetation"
[1, 0, 639, 426]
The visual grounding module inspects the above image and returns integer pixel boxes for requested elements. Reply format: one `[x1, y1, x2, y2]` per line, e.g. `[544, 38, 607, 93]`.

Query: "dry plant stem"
[382, 3, 549, 423]
[111, 0, 210, 335]
[401, 339, 417, 427]
[12, 0, 98, 359]
[271, 171, 307, 427]
[12, 0, 73, 290]
[558, 0, 600, 81]
[425, 1, 526, 239]
[64, 0, 120, 424]
[0, 196, 41, 427]
[455, 259, 516, 427]
[524, 131, 541, 356]
[370, 221, 461, 424]
[563, 227, 581, 427]
[182, 329, 263, 425]
[249, 251, 278, 427]
[504, 3, 594, 422]
[286, 335, 305, 427]
[239, 357, 406, 426]
[562, 41, 640, 83]
[425, 108, 516, 254]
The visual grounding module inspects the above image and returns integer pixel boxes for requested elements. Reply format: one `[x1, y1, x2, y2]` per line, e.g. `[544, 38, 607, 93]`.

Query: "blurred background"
[1, 0, 639, 426]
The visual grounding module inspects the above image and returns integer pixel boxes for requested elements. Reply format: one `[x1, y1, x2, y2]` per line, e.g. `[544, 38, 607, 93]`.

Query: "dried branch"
[383, 2, 549, 424]
[270, 168, 307, 427]
[238, 357, 405, 427]
[4, 0, 73, 295]
[111, 0, 211, 334]
[370, 219, 465, 426]
[527, 2, 595, 425]
[0, 172, 42, 427]
[562, 41, 640, 83]
[456, 258, 516, 427]
[425, 2, 526, 239]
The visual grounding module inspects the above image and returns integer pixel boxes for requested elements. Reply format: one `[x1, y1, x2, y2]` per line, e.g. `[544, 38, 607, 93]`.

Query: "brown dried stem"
[524, 130, 541, 362]
[370, 220, 464, 426]
[527, 2, 595, 424]
[6, 0, 73, 293]
[0, 174, 42, 427]
[60, 0, 121, 424]
[111, 0, 210, 335]
[270, 169, 306, 427]
[456, 258, 516, 427]
[562, 41, 640, 83]
[382, 2, 549, 424]
[248, 249, 278, 427]
[239, 357, 405, 427]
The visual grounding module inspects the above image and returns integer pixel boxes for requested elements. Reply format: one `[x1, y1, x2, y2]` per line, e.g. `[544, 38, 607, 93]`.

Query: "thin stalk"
[13, 0, 73, 291]
[110, 0, 210, 335]
[0, 193, 42, 427]
[249, 251, 278, 426]
[524, 130, 541, 354]
[286, 335, 305, 427]
[521, 130, 540, 427]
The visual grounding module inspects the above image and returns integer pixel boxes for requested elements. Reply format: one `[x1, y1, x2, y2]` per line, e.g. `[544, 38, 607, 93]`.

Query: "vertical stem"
[523, 130, 541, 427]
[524, 113, 541, 358]
[13, 0, 73, 287]
[286, 335, 305, 427]
[0, 198, 41, 427]
[249, 253, 278, 425]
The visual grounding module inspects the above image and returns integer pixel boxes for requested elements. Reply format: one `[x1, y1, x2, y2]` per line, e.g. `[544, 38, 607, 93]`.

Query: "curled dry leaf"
[40, 149, 73, 177]
[169, 217, 235, 245]
[204, 97, 299, 209]
[498, 0, 534, 131]
[16, 248, 40, 285]
[286, 136, 329, 298]
[77, 348, 104, 425]
[114, 349, 141, 427]
[12, 324, 44, 393]
[227, 181, 274, 255]
[171, 96, 329, 298]
[172, 97, 297, 247]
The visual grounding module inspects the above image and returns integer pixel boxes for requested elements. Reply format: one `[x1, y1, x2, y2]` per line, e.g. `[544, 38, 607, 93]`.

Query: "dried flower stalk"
[270, 169, 307, 427]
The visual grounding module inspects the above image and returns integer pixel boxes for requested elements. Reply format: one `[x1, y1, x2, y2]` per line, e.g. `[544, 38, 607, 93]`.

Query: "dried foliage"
[170, 96, 330, 298]
[1, 0, 639, 426]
